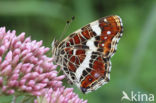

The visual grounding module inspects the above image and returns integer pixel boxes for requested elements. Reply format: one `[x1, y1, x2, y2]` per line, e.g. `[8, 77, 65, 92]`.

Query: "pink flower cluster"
[0, 27, 64, 95]
[36, 87, 87, 103]
[0, 27, 87, 103]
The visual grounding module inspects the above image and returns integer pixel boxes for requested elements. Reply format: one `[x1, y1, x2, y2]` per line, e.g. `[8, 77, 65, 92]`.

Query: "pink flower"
[0, 27, 87, 103]
[0, 27, 64, 95]
[36, 87, 87, 103]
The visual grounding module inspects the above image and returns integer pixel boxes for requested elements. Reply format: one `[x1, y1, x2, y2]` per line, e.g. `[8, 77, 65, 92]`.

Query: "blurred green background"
[0, 0, 156, 103]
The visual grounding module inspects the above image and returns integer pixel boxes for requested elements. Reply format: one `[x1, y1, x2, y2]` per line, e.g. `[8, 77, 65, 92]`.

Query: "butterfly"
[52, 15, 123, 94]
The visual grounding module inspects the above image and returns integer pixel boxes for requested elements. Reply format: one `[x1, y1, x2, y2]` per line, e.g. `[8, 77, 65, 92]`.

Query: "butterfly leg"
[66, 77, 74, 85]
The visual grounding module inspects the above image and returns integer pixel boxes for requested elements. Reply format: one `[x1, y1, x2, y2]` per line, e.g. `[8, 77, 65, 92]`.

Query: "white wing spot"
[86, 37, 97, 51]
[102, 44, 105, 46]
[94, 73, 100, 78]
[104, 37, 107, 39]
[90, 21, 101, 36]
[73, 49, 76, 55]
[104, 19, 107, 22]
[107, 31, 111, 35]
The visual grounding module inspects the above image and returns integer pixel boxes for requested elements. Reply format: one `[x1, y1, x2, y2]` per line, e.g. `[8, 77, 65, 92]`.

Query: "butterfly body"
[52, 15, 123, 94]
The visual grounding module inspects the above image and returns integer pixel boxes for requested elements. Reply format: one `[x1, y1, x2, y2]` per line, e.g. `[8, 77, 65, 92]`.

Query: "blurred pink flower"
[0, 27, 87, 103]
[36, 87, 87, 103]
[0, 27, 64, 96]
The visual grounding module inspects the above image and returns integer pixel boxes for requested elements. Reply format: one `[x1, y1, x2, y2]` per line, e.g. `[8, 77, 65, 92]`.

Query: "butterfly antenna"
[59, 16, 75, 41]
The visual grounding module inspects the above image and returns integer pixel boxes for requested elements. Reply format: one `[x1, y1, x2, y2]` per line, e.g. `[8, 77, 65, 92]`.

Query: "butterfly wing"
[57, 15, 123, 93]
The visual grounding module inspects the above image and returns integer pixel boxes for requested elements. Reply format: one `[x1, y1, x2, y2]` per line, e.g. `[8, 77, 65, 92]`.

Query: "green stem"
[11, 95, 16, 103]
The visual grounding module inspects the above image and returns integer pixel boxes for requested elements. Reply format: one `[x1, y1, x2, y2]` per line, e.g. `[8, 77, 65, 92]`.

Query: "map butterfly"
[52, 15, 123, 94]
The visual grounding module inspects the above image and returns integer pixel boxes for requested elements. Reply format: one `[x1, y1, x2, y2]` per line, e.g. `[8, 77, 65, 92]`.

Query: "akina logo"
[121, 91, 154, 102]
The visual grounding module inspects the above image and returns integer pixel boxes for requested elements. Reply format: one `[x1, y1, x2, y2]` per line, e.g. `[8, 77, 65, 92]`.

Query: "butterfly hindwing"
[61, 45, 111, 93]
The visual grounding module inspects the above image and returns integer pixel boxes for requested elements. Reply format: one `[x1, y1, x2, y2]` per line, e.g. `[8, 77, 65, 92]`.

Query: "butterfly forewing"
[53, 15, 123, 93]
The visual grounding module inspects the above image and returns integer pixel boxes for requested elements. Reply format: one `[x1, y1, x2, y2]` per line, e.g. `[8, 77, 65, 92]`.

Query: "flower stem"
[11, 95, 16, 103]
